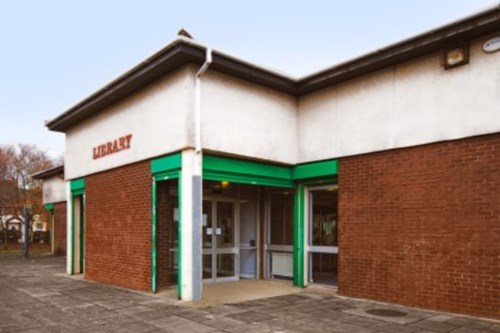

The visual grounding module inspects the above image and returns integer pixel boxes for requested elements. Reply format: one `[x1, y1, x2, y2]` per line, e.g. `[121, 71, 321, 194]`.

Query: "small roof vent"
[177, 28, 193, 39]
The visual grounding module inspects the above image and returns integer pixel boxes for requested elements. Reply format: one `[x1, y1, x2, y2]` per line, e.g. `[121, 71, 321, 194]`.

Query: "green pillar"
[293, 183, 305, 287]
[151, 177, 157, 293]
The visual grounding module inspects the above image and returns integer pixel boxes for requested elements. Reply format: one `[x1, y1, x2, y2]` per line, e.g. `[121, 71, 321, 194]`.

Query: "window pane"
[217, 202, 234, 248]
[269, 192, 293, 245]
[310, 188, 338, 246]
[311, 253, 338, 286]
[217, 254, 235, 278]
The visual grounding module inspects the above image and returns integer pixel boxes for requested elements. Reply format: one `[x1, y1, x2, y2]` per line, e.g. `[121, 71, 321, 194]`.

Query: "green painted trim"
[151, 153, 182, 175]
[203, 155, 337, 186]
[151, 178, 157, 293]
[44, 203, 54, 211]
[299, 176, 338, 186]
[177, 177, 182, 299]
[293, 183, 305, 287]
[204, 155, 291, 179]
[204, 171, 294, 188]
[70, 193, 74, 275]
[203, 155, 293, 188]
[155, 170, 180, 181]
[70, 178, 85, 192]
[292, 159, 338, 180]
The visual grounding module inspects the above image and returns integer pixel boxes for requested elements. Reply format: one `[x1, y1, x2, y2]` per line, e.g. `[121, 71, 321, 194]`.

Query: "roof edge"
[46, 4, 500, 132]
[32, 165, 64, 180]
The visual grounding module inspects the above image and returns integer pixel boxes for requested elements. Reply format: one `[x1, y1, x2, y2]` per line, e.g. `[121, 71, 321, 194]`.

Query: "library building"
[41, 6, 499, 319]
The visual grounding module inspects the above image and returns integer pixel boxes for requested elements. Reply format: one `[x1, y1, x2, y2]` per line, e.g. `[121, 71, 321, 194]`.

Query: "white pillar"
[180, 148, 203, 301]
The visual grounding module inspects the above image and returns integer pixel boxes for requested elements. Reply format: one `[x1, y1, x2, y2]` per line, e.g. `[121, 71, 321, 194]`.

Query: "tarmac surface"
[0, 256, 498, 332]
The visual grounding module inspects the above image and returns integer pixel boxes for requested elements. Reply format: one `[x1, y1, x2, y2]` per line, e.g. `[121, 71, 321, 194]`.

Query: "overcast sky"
[0, 0, 497, 158]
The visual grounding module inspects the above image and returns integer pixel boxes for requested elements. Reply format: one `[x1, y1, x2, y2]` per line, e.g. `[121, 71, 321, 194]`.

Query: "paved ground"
[0, 256, 498, 333]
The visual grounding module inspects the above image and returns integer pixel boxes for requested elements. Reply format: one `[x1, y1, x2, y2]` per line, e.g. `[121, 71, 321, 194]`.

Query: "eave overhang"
[32, 165, 64, 180]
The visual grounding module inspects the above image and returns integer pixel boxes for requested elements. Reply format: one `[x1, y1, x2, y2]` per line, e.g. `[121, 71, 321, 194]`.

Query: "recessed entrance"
[72, 194, 85, 274]
[202, 181, 259, 283]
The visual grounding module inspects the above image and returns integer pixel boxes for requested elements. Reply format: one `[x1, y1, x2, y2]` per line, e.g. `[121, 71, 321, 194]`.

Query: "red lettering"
[112, 139, 118, 153]
[125, 134, 132, 149]
[92, 134, 132, 159]
[119, 137, 125, 150]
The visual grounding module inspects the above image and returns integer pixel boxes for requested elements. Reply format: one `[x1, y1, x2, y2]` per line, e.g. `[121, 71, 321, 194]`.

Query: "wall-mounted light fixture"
[441, 42, 469, 69]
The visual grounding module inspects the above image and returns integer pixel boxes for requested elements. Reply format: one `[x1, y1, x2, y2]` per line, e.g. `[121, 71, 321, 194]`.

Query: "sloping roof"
[32, 165, 64, 180]
[46, 4, 500, 132]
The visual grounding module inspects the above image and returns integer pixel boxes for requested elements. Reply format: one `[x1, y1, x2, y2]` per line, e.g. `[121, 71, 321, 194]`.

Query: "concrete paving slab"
[408, 319, 459, 332]
[0, 256, 498, 333]
[370, 322, 422, 333]
[343, 304, 435, 325]
[446, 317, 495, 330]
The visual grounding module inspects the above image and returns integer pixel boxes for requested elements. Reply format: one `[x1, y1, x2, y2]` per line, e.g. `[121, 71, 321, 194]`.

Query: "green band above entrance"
[203, 155, 293, 188]
[44, 203, 54, 211]
[203, 155, 338, 187]
[293, 159, 338, 180]
[70, 178, 85, 194]
[151, 153, 182, 179]
[151, 153, 338, 185]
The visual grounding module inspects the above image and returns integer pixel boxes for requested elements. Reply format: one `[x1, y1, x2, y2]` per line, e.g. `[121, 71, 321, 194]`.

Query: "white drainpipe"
[195, 48, 212, 154]
[185, 47, 211, 302]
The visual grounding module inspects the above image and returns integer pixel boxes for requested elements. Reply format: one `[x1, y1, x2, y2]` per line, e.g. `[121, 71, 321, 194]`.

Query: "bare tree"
[0, 146, 19, 243]
[0, 144, 57, 244]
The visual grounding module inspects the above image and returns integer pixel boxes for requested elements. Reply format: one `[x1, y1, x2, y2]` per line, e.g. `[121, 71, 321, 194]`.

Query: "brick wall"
[85, 161, 152, 292]
[53, 202, 66, 255]
[338, 133, 500, 318]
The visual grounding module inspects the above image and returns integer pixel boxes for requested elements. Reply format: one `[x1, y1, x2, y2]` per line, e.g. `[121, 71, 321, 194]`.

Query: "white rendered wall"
[65, 66, 195, 180]
[298, 35, 500, 163]
[201, 70, 298, 164]
[42, 175, 66, 204]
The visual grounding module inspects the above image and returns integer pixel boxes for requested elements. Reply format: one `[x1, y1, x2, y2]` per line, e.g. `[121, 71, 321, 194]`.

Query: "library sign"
[93, 134, 132, 160]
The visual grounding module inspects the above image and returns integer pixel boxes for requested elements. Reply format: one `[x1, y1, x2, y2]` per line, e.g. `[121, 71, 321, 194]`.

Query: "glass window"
[269, 191, 293, 245]
[310, 189, 338, 247]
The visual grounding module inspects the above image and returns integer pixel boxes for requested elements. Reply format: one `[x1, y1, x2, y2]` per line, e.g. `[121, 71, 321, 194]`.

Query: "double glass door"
[202, 200, 238, 282]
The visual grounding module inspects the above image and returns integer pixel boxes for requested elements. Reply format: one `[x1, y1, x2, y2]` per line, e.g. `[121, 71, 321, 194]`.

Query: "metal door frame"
[304, 184, 338, 285]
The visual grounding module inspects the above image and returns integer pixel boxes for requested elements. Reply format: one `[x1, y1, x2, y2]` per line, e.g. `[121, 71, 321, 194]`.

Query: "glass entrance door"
[202, 200, 238, 282]
[307, 186, 338, 286]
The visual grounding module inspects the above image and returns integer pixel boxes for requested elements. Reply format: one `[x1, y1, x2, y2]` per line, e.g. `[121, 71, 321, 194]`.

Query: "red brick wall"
[53, 202, 67, 255]
[85, 161, 152, 292]
[338, 133, 500, 318]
